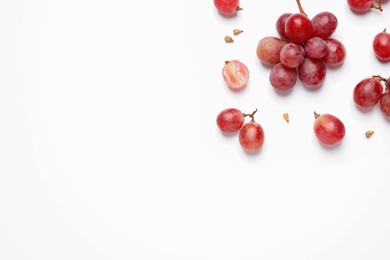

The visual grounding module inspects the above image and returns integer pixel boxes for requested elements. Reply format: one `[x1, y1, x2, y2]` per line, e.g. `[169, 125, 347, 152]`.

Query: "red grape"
[285, 13, 313, 44]
[279, 42, 305, 68]
[222, 60, 249, 91]
[213, 0, 242, 15]
[304, 37, 327, 59]
[298, 57, 327, 89]
[380, 91, 390, 120]
[373, 29, 390, 61]
[353, 77, 384, 110]
[216, 108, 244, 134]
[313, 112, 346, 147]
[269, 63, 297, 93]
[321, 38, 347, 66]
[275, 13, 292, 40]
[256, 36, 286, 65]
[239, 121, 265, 153]
[347, 0, 382, 12]
[311, 11, 338, 39]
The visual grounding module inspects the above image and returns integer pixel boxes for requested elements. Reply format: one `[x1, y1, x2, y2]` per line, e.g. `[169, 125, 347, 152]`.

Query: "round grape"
[353, 77, 384, 110]
[347, 0, 382, 12]
[279, 43, 305, 68]
[216, 108, 244, 134]
[380, 91, 390, 120]
[298, 57, 327, 89]
[213, 0, 242, 15]
[222, 60, 249, 91]
[311, 11, 338, 39]
[256, 36, 286, 65]
[304, 37, 327, 59]
[239, 121, 265, 153]
[269, 63, 297, 93]
[313, 112, 346, 147]
[285, 13, 313, 44]
[373, 29, 390, 61]
[275, 13, 292, 40]
[321, 38, 347, 66]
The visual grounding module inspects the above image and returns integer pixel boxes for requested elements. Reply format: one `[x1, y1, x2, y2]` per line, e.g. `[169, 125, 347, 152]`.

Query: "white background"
[0, 0, 390, 259]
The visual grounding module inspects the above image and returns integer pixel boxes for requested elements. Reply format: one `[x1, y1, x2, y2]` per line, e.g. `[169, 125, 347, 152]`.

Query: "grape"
[347, 0, 382, 12]
[275, 13, 292, 40]
[321, 38, 347, 66]
[313, 112, 346, 147]
[285, 13, 313, 44]
[256, 36, 286, 65]
[269, 63, 297, 93]
[380, 91, 390, 120]
[222, 60, 249, 91]
[353, 77, 384, 110]
[216, 108, 244, 134]
[213, 0, 242, 15]
[298, 57, 326, 89]
[239, 121, 265, 153]
[303, 37, 327, 59]
[373, 29, 390, 61]
[279, 42, 305, 68]
[311, 11, 338, 39]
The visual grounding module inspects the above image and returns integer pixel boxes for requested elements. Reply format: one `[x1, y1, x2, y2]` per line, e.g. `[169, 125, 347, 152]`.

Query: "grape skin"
[304, 37, 327, 59]
[347, 0, 374, 12]
[216, 108, 244, 134]
[298, 57, 327, 89]
[256, 36, 286, 65]
[239, 121, 265, 153]
[311, 11, 338, 39]
[313, 113, 346, 147]
[285, 13, 313, 44]
[380, 91, 390, 120]
[321, 38, 347, 66]
[353, 77, 383, 110]
[279, 43, 305, 68]
[269, 63, 297, 93]
[373, 30, 390, 61]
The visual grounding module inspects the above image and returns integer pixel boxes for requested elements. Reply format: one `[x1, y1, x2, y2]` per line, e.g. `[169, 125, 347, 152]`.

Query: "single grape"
[311, 11, 338, 39]
[321, 38, 347, 66]
[353, 77, 384, 110]
[347, 0, 382, 12]
[256, 36, 286, 65]
[213, 0, 242, 15]
[285, 13, 313, 44]
[313, 112, 346, 147]
[279, 42, 305, 68]
[380, 91, 390, 120]
[373, 29, 390, 61]
[216, 108, 244, 134]
[239, 121, 265, 153]
[298, 57, 327, 89]
[304, 37, 327, 59]
[275, 13, 292, 40]
[269, 63, 297, 93]
[222, 60, 249, 91]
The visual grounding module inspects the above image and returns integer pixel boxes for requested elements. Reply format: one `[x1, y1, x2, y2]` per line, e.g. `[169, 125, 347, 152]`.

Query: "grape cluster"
[256, 3, 347, 93]
[353, 75, 390, 120]
[216, 108, 265, 153]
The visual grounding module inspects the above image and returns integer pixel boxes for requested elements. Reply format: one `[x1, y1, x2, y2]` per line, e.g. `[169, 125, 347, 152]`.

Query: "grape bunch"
[256, 0, 347, 94]
[352, 75, 390, 120]
[216, 108, 265, 153]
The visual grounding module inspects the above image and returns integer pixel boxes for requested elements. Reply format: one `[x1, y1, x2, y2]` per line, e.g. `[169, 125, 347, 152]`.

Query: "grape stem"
[296, 0, 307, 16]
[313, 111, 320, 119]
[372, 75, 389, 91]
[243, 108, 258, 122]
[371, 0, 383, 12]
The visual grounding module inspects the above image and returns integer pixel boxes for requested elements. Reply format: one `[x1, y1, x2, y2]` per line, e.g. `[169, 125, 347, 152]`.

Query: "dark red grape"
[298, 57, 327, 89]
[285, 13, 313, 44]
[269, 63, 297, 93]
[353, 77, 384, 110]
[373, 29, 390, 61]
[380, 91, 390, 120]
[311, 11, 338, 39]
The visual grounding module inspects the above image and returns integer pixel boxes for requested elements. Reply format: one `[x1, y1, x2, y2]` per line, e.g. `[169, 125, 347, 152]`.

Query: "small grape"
[313, 112, 346, 147]
[311, 11, 338, 39]
[379, 91, 390, 120]
[353, 76, 384, 110]
[222, 60, 249, 91]
[298, 57, 327, 89]
[239, 122, 265, 153]
[269, 63, 297, 93]
[285, 13, 313, 44]
[279, 42, 305, 68]
[256, 36, 286, 65]
[373, 29, 390, 61]
[321, 38, 347, 66]
[347, 0, 382, 12]
[216, 108, 244, 134]
[304, 37, 327, 59]
[213, 0, 242, 15]
[275, 13, 292, 40]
